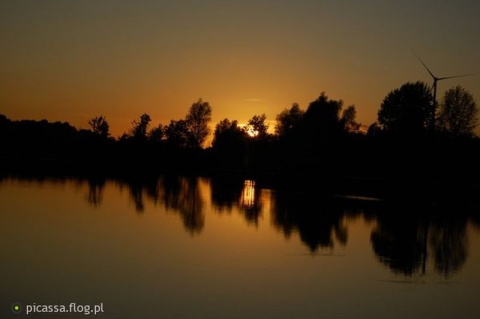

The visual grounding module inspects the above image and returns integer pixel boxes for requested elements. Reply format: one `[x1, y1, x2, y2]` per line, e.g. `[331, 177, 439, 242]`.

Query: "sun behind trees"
[2, 84, 480, 183]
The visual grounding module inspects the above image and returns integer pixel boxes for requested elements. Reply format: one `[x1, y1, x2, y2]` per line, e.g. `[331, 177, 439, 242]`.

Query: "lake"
[1, 175, 479, 319]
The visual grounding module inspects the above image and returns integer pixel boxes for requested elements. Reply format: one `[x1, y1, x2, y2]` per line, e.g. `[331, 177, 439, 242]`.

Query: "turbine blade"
[412, 49, 436, 79]
[438, 73, 475, 81]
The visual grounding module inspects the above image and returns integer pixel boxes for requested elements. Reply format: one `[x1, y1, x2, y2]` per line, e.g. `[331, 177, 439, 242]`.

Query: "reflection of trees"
[165, 176, 205, 234]
[80, 173, 477, 276]
[270, 192, 351, 253]
[371, 214, 426, 275]
[429, 216, 468, 277]
[128, 179, 146, 212]
[470, 213, 480, 229]
[371, 205, 470, 277]
[210, 175, 244, 213]
[148, 175, 205, 234]
[114, 175, 205, 234]
[210, 176, 262, 225]
[86, 177, 106, 207]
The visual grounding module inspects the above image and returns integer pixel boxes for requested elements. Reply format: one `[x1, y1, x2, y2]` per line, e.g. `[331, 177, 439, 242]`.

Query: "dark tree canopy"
[377, 81, 433, 136]
[275, 103, 305, 138]
[148, 123, 165, 142]
[88, 116, 110, 138]
[302, 92, 345, 143]
[248, 114, 269, 138]
[305, 92, 342, 126]
[366, 122, 382, 137]
[165, 119, 190, 148]
[185, 98, 212, 148]
[130, 113, 152, 140]
[212, 118, 246, 149]
[340, 105, 360, 132]
[437, 85, 478, 137]
[211, 118, 248, 168]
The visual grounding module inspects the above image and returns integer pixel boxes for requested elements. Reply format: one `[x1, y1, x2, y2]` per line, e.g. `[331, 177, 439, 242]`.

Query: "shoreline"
[2, 156, 480, 208]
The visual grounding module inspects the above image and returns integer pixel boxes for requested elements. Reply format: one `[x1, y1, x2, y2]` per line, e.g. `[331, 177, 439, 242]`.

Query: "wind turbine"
[413, 51, 473, 129]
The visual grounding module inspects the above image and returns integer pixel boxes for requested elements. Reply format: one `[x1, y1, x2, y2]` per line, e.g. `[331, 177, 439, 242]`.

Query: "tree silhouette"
[340, 105, 360, 132]
[211, 119, 248, 169]
[248, 113, 269, 138]
[437, 85, 478, 137]
[366, 122, 382, 137]
[0, 114, 7, 123]
[130, 113, 152, 141]
[148, 123, 165, 142]
[377, 81, 433, 136]
[185, 98, 212, 148]
[88, 116, 110, 138]
[305, 93, 341, 124]
[275, 103, 304, 138]
[164, 119, 190, 148]
[212, 118, 247, 148]
[301, 92, 345, 145]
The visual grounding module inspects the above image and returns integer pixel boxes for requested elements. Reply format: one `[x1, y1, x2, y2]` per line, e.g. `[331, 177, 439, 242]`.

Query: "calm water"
[1, 175, 480, 319]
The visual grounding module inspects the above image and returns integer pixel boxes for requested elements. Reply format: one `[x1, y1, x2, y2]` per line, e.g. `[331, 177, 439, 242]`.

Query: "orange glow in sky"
[1, 1, 479, 137]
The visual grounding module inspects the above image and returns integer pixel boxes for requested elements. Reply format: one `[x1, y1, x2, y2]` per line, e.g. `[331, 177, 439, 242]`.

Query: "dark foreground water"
[1, 175, 479, 318]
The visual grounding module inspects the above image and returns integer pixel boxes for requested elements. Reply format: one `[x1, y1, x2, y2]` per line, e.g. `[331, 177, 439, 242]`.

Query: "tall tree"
[302, 92, 344, 143]
[88, 116, 110, 138]
[185, 98, 212, 148]
[165, 119, 190, 148]
[437, 85, 478, 137]
[340, 105, 360, 132]
[131, 113, 152, 140]
[212, 118, 246, 149]
[248, 114, 269, 138]
[275, 103, 304, 138]
[377, 81, 433, 136]
[149, 123, 165, 142]
[212, 118, 247, 168]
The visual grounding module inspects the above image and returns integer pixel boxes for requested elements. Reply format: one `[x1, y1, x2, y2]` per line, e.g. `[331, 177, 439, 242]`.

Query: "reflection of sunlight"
[240, 180, 256, 208]
[198, 178, 212, 207]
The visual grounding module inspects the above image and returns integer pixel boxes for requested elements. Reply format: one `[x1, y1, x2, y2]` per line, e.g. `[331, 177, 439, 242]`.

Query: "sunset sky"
[1, 0, 479, 137]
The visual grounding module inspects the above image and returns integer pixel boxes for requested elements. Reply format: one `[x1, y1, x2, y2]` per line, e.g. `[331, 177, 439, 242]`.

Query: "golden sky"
[1, 1, 479, 137]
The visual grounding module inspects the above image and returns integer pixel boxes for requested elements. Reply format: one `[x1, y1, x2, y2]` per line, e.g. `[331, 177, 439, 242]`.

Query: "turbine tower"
[413, 51, 472, 130]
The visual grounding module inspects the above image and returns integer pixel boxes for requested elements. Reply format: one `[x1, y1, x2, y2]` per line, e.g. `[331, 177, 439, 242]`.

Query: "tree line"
[1, 82, 479, 182]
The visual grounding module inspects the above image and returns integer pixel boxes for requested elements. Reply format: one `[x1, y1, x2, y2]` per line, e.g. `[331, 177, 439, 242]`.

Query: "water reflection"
[160, 175, 205, 234]
[6, 173, 480, 279]
[139, 175, 205, 234]
[87, 175, 206, 234]
[86, 177, 105, 207]
[127, 178, 147, 212]
[210, 176, 262, 225]
[270, 192, 350, 252]
[429, 217, 468, 276]
[238, 180, 262, 225]
[371, 204, 474, 277]
[210, 175, 243, 212]
[371, 212, 427, 276]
